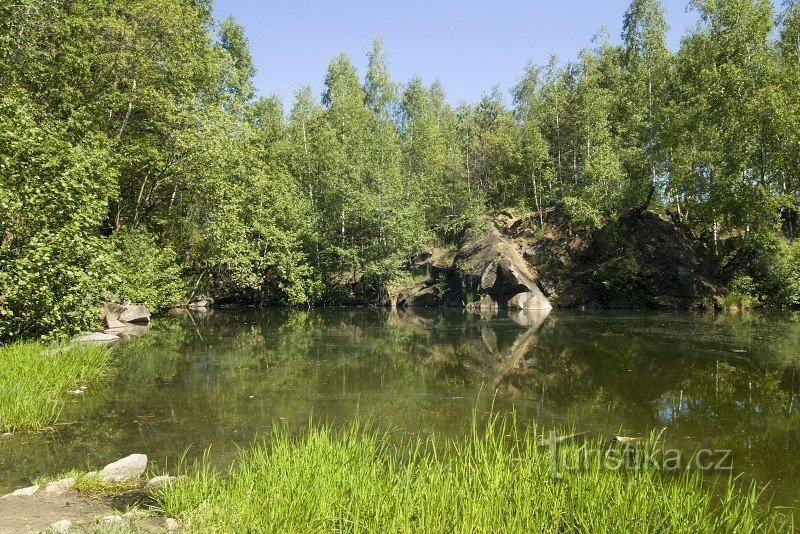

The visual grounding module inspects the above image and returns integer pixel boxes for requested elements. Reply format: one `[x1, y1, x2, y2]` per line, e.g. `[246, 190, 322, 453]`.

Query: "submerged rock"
[71, 332, 119, 343]
[104, 324, 149, 338]
[99, 454, 147, 482]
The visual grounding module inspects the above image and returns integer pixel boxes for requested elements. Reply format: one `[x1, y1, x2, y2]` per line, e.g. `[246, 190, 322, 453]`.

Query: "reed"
[0, 341, 110, 432]
[157, 416, 794, 533]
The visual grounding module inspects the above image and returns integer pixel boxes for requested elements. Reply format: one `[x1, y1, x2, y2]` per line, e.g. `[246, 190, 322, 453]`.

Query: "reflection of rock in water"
[389, 308, 555, 395]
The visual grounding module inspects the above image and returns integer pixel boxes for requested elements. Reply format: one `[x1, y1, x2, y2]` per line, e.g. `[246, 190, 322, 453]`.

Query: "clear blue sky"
[212, 1, 700, 106]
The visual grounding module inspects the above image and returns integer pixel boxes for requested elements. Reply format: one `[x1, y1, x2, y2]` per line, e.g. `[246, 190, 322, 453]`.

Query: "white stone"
[165, 518, 180, 531]
[0, 432, 13, 440]
[49, 519, 72, 533]
[44, 477, 76, 496]
[1, 485, 39, 499]
[99, 453, 148, 482]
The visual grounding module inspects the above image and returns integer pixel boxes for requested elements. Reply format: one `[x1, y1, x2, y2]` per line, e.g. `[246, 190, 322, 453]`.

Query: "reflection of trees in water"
[109, 309, 800, 486]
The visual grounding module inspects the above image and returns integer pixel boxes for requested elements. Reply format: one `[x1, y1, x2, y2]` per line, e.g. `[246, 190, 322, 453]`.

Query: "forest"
[2, 0, 800, 340]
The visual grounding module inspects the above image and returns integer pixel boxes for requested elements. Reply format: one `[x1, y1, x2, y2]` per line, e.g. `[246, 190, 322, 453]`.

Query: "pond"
[1, 308, 799, 507]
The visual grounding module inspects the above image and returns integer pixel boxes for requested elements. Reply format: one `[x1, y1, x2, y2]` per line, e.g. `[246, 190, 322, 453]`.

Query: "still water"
[1, 308, 799, 506]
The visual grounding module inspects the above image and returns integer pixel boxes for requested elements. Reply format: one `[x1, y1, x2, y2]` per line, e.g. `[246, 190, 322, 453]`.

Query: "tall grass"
[158, 416, 794, 533]
[0, 341, 110, 432]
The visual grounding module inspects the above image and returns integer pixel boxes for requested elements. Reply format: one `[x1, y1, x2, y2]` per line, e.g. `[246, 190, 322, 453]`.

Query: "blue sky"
[212, 1, 700, 106]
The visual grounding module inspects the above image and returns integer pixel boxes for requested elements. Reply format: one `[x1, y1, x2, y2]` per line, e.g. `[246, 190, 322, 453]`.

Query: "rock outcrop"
[396, 221, 553, 311]
[527, 210, 723, 310]
[392, 209, 722, 311]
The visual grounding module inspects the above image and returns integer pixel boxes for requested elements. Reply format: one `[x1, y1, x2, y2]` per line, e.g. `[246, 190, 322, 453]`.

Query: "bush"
[110, 227, 186, 311]
[0, 91, 116, 341]
[733, 238, 800, 308]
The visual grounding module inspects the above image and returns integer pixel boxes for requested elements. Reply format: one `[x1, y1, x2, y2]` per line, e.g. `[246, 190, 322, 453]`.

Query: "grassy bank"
[0, 341, 110, 432]
[157, 418, 793, 533]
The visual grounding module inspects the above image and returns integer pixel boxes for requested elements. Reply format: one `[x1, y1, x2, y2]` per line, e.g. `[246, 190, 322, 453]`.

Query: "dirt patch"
[0, 490, 173, 533]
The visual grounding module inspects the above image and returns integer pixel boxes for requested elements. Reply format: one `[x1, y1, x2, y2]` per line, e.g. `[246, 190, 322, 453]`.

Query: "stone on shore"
[118, 304, 151, 324]
[105, 313, 126, 329]
[44, 478, 76, 496]
[1, 485, 39, 499]
[49, 519, 72, 533]
[99, 454, 148, 482]
[508, 289, 553, 311]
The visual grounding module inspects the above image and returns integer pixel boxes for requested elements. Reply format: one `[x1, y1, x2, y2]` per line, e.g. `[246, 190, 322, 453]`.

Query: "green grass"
[0, 341, 110, 432]
[157, 417, 794, 533]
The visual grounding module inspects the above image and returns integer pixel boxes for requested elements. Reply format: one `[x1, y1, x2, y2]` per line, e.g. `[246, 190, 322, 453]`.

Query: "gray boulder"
[118, 304, 150, 324]
[99, 454, 148, 482]
[44, 478, 76, 496]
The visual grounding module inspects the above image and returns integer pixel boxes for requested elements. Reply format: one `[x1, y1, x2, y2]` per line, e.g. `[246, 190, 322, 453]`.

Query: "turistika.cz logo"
[542, 432, 733, 477]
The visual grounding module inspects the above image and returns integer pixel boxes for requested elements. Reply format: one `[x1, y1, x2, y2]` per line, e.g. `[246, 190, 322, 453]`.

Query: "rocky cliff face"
[395, 209, 723, 311]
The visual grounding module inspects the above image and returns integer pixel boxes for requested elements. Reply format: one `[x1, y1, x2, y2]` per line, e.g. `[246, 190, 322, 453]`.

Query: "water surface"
[1, 308, 798, 506]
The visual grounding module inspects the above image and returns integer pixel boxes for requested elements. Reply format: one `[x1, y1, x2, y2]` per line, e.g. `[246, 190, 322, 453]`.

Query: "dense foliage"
[1, 0, 799, 339]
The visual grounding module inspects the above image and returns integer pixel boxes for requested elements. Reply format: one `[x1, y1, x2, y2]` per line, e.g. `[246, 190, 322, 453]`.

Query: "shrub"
[110, 227, 186, 311]
[0, 91, 116, 341]
[732, 238, 800, 308]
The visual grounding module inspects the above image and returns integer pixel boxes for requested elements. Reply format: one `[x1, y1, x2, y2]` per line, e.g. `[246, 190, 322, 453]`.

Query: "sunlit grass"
[0, 341, 110, 432]
[157, 416, 794, 533]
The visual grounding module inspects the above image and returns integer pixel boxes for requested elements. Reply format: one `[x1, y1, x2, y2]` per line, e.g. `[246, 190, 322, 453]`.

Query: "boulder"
[105, 313, 126, 329]
[188, 298, 212, 311]
[466, 295, 499, 311]
[49, 520, 72, 533]
[99, 454, 148, 482]
[71, 332, 119, 343]
[1, 485, 39, 499]
[44, 478, 76, 496]
[508, 290, 552, 311]
[118, 304, 150, 324]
